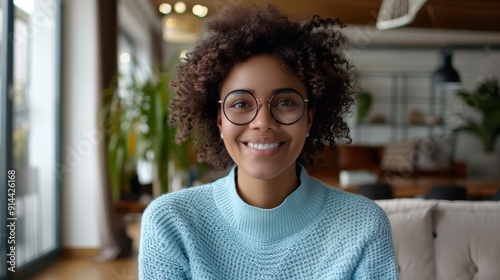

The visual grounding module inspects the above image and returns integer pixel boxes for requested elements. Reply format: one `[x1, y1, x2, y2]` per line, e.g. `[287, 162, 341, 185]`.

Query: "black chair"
[425, 185, 468, 201]
[357, 183, 394, 200]
[492, 189, 500, 201]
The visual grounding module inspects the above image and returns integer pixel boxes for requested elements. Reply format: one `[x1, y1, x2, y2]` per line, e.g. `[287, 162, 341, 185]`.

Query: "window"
[1, 0, 61, 278]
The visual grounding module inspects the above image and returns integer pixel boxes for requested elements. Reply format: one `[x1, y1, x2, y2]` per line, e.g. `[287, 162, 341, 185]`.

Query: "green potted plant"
[454, 78, 500, 153]
[454, 78, 500, 178]
[357, 90, 372, 124]
[105, 67, 191, 201]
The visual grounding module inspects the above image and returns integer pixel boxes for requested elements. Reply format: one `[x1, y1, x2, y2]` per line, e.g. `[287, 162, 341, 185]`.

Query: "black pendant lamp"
[432, 48, 461, 89]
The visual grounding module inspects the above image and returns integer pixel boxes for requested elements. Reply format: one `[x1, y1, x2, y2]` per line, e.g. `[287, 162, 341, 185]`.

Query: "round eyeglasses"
[218, 89, 309, 125]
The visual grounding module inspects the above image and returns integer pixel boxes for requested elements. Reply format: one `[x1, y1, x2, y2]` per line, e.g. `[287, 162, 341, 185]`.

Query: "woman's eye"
[231, 101, 251, 108]
[276, 100, 295, 107]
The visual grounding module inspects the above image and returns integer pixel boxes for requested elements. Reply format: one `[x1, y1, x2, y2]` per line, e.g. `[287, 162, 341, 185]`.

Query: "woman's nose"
[249, 102, 277, 130]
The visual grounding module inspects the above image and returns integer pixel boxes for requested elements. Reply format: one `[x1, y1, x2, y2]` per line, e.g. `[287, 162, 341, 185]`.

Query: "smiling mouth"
[245, 142, 283, 150]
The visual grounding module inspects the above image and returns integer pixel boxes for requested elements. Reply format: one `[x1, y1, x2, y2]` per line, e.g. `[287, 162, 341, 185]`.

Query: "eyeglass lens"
[222, 90, 306, 125]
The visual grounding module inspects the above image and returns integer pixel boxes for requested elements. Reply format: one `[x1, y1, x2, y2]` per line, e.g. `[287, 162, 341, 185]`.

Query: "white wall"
[62, 0, 100, 248]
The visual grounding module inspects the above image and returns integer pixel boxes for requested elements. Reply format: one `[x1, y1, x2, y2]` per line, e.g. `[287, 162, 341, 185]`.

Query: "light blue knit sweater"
[139, 165, 398, 279]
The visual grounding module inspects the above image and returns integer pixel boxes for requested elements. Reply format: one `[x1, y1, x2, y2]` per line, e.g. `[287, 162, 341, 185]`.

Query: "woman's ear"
[307, 105, 315, 132]
[217, 111, 222, 131]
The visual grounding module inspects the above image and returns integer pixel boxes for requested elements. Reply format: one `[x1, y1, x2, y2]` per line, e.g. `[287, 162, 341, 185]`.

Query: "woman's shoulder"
[320, 184, 390, 224]
[142, 182, 216, 224]
[305, 173, 385, 215]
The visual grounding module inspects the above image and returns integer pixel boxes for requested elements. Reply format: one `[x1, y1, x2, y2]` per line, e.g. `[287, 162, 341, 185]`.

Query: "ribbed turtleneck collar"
[213, 165, 327, 241]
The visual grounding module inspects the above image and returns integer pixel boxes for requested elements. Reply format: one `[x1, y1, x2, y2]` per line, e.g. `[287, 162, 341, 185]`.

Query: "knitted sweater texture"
[139, 166, 398, 279]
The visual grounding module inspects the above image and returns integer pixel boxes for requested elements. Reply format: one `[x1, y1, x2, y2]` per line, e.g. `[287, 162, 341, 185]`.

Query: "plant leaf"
[357, 91, 372, 123]
[482, 110, 500, 152]
[107, 133, 125, 201]
[454, 121, 488, 148]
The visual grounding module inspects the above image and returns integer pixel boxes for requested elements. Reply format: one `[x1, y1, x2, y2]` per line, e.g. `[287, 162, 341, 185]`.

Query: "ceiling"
[151, 0, 500, 32]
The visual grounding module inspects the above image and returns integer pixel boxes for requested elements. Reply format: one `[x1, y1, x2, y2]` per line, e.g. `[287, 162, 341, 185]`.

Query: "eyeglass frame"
[217, 89, 310, 125]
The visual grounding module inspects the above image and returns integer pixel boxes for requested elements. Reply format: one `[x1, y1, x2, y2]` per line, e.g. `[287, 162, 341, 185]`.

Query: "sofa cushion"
[376, 199, 437, 280]
[433, 200, 500, 280]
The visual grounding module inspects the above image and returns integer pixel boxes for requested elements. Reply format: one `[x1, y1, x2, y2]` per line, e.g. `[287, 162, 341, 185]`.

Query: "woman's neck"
[236, 164, 300, 209]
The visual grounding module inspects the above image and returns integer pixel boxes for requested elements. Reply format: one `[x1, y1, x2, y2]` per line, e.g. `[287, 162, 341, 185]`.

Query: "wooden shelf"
[115, 200, 147, 214]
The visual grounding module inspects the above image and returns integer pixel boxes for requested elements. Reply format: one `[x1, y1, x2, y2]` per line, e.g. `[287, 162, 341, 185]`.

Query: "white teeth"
[247, 142, 280, 150]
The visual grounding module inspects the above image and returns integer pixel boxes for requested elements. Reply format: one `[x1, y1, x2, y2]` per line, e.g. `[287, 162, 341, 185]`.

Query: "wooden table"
[338, 177, 500, 199]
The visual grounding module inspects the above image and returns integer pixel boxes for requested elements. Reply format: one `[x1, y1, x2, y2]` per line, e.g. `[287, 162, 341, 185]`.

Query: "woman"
[139, 4, 398, 279]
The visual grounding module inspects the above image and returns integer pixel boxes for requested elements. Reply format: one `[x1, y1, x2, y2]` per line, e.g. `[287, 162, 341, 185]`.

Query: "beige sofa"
[375, 199, 500, 280]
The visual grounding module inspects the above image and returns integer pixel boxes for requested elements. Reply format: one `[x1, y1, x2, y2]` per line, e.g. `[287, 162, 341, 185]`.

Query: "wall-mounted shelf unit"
[354, 71, 449, 144]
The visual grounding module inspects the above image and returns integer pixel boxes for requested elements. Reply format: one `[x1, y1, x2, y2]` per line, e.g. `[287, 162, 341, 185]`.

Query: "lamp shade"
[163, 14, 201, 44]
[432, 49, 461, 88]
[376, 0, 428, 30]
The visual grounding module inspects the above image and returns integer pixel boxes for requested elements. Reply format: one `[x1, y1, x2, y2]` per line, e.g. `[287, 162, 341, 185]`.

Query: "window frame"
[0, 0, 63, 278]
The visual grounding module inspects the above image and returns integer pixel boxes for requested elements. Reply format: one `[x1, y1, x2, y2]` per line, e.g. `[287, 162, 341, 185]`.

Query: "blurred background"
[1, 0, 500, 279]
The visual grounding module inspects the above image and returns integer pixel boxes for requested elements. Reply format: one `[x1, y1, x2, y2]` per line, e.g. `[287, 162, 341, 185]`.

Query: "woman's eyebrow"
[222, 89, 254, 96]
[222, 87, 301, 96]
[272, 88, 301, 94]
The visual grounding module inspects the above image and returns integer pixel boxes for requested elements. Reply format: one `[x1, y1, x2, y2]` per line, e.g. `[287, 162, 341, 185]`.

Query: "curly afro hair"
[169, 4, 356, 170]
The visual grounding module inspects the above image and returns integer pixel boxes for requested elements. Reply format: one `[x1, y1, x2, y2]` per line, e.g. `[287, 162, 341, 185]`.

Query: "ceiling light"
[174, 1, 187, 14]
[163, 14, 201, 44]
[192, 5, 208, 17]
[119, 53, 131, 64]
[432, 48, 461, 89]
[165, 18, 177, 28]
[159, 3, 172, 15]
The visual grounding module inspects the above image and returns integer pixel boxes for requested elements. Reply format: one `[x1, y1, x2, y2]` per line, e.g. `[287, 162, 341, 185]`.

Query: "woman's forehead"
[220, 55, 306, 98]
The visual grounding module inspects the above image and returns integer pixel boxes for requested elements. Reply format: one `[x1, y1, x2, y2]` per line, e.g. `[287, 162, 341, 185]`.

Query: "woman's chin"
[237, 162, 295, 182]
